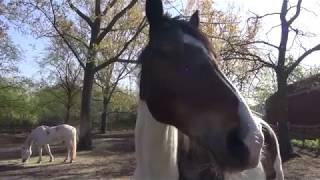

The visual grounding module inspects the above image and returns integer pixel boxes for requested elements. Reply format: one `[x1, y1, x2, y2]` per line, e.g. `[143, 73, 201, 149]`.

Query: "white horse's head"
[21, 146, 32, 163]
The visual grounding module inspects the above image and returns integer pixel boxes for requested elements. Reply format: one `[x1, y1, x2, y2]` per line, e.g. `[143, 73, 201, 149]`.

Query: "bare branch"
[300, 7, 317, 17]
[41, 33, 89, 49]
[102, 0, 118, 15]
[244, 40, 279, 50]
[66, 0, 93, 27]
[96, 0, 138, 43]
[166, 0, 183, 16]
[48, 0, 85, 68]
[95, 0, 101, 17]
[96, 59, 139, 72]
[223, 53, 276, 69]
[211, 34, 277, 69]
[287, 0, 302, 25]
[248, 10, 280, 20]
[287, 43, 320, 74]
[265, 24, 281, 37]
[105, 65, 128, 104]
[95, 17, 146, 72]
[268, 53, 277, 65]
[280, 0, 288, 23]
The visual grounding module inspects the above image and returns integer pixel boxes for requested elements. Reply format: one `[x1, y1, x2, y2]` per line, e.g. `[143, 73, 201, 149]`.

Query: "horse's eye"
[177, 64, 192, 75]
[184, 65, 190, 72]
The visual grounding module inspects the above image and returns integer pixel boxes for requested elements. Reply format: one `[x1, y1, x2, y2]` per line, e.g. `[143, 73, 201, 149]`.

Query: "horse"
[21, 124, 77, 163]
[133, 0, 284, 179]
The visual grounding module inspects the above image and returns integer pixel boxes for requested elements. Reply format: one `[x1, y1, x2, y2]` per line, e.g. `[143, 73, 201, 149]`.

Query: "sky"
[11, 32, 47, 80]
[216, 0, 320, 66]
[8, 0, 320, 80]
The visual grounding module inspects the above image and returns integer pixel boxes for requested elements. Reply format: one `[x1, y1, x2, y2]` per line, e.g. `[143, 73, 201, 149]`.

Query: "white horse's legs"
[64, 146, 70, 163]
[44, 144, 54, 162]
[69, 140, 75, 163]
[37, 146, 43, 163]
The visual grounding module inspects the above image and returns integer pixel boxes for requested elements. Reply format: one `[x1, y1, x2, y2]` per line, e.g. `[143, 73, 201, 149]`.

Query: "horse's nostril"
[226, 128, 249, 163]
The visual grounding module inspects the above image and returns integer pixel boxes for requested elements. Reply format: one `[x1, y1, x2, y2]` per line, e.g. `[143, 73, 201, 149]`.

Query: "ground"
[0, 132, 319, 180]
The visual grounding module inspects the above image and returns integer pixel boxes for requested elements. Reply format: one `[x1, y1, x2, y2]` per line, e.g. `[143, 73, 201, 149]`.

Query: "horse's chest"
[178, 133, 224, 180]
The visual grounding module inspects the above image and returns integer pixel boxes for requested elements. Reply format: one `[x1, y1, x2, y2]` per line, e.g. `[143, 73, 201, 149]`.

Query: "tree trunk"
[100, 100, 108, 134]
[78, 63, 95, 150]
[65, 93, 72, 124]
[100, 85, 111, 134]
[99, 66, 113, 134]
[275, 72, 293, 161]
[65, 105, 71, 124]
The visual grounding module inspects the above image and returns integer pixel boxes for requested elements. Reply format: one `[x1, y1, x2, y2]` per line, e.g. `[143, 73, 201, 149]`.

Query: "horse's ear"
[189, 10, 200, 29]
[146, 0, 164, 28]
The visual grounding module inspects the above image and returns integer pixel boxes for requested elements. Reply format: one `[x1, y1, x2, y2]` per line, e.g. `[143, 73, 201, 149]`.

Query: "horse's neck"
[134, 101, 179, 180]
[178, 133, 225, 180]
[24, 133, 34, 149]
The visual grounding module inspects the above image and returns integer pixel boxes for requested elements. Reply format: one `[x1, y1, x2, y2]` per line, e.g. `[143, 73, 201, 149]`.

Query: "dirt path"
[0, 132, 135, 180]
[283, 154, 320, 180]
[0, 132, 319, 180]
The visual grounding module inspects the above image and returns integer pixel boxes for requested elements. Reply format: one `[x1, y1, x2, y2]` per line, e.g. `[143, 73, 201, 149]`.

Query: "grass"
[292, 139, 320, 150]
[1, 156, 61, 168]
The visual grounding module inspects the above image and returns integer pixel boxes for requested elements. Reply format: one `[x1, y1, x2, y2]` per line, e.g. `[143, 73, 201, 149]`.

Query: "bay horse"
[21, 124, 77, 163]
[134, 0, 284, 179]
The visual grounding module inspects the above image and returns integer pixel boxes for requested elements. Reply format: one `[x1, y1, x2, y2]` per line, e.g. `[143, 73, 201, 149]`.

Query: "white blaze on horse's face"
[183, 33, 264, 168]
[237, 100, 264, 168]
[21, 146, 32, 163]
[141, 0, 264, 171]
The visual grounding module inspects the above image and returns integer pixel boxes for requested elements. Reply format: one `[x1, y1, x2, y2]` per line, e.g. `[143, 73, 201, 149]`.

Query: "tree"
[0, 78, 37, 127]
[0, 35, 20, 76]
[95, 60, 138, 133]
[256, 0, 320, 160]
[95, 64, 126, 133]
[40, 38, 82, 123]
[7, 0, 146, 150]
[219, 0, 320, 159]
[0, 1, 20, 77]
[95, 28, 143, 133]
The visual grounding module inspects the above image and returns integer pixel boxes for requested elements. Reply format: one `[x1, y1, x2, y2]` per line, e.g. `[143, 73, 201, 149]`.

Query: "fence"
[269, 124, 320, 140]
[0, 126, 34, 134]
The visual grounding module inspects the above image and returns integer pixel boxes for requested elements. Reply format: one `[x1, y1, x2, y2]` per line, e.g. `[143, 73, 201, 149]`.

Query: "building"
[266, 74, 320, 126]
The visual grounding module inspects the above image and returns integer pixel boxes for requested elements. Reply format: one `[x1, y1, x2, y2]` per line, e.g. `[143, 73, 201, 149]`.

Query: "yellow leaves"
[95, 1, 144, 59]
[183, 0, 258, 63]
[59, 19, 73, 32]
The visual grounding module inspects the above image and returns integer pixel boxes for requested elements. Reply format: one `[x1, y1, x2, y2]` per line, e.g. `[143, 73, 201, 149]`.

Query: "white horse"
[21, 124, 77, 163]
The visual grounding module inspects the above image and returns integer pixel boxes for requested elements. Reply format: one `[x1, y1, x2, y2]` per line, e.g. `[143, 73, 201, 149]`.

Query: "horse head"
[139, 0, 264, 171]
[21, 146, 32, 163]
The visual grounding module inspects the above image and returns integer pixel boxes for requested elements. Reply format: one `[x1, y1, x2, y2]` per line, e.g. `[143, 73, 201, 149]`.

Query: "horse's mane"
[23, 132, 34, 148]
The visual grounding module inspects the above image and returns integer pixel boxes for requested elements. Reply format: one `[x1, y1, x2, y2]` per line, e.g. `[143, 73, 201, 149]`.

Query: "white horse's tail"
[71, 127, 77, 160]
[76, 126, 79, 143]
